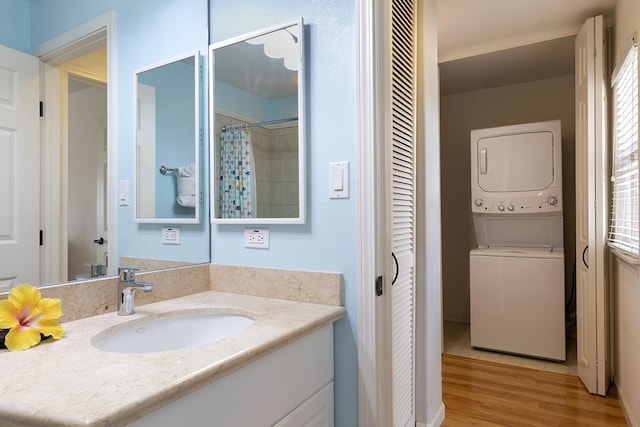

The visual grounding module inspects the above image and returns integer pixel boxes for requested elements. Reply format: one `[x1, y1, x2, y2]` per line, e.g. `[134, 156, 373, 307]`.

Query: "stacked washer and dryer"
[469, 120, 566, 361]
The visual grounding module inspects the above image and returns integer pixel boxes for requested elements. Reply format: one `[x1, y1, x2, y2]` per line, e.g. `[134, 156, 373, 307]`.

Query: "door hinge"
[39, 230, 44, 246]
[39, 101, 44, 117]
[376, 275, 383, 296]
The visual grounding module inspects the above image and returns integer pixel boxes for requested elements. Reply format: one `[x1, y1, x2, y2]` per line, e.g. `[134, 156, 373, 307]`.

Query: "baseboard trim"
[417, 402, 446, 427]
[443, 317, 470, 324]
[617, 385, 639, 427]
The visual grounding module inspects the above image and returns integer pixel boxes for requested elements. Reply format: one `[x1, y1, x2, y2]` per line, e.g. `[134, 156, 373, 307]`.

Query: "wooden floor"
[441, 354, 628, 426]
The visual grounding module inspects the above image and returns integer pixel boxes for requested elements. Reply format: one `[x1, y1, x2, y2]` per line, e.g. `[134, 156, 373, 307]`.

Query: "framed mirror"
[135, 52, 201, 224]
[210, 18, 306, 224]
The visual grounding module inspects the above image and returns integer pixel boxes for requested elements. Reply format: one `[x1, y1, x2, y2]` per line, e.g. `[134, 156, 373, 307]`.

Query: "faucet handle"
[118, 266, 146, 281]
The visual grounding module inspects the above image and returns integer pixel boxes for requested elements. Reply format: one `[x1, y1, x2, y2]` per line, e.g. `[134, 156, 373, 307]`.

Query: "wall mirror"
[210, 18, 306, 224]
[0, 1, 209, 290]
[135, 52, 201, 224]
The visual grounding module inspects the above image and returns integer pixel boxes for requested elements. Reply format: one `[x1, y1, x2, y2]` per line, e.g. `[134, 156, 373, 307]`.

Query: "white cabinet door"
[128, 326, 334, 427]
[274, 382, 333, 427]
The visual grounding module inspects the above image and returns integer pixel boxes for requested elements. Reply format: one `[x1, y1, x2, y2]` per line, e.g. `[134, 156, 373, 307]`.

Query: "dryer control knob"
[474, 199, 483, 207]
[507, 204, 515, 211]
[548, 196, 558, 206]
[498, 205, 505, 212]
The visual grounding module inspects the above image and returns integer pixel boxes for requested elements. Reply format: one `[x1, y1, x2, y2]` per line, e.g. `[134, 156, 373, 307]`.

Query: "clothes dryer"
[469, 120, 566, 360]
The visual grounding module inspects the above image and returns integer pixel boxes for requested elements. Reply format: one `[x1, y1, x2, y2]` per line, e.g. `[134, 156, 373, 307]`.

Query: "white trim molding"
[358, 0, 445, 425]
[356, 0, 387, 425]
[438, 24, 582, 63]
[31, 13, 112, 64]
[34, 11, 117, 282]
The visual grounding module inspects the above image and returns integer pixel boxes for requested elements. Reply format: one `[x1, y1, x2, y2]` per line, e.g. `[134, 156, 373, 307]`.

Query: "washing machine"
[469, 120, 566, 361]
[470, 247, 566, 361]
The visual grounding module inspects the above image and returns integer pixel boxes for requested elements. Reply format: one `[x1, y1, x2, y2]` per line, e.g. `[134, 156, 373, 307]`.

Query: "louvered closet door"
[388, 0, 416, 425]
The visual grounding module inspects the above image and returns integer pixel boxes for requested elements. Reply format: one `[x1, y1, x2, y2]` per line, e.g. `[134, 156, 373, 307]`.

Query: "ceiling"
[215, 41, 297, 99]
[438, 0, 618, 95]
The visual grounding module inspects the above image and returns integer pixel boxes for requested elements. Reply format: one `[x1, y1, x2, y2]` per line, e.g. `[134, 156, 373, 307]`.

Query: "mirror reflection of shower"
[217, 114, 299, 218]
[211, 19, 305, 223]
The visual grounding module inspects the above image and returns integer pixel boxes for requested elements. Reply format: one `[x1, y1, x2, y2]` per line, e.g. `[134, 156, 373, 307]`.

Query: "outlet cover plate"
[161, 227, 181, 245]
[244, 228, 270, 249]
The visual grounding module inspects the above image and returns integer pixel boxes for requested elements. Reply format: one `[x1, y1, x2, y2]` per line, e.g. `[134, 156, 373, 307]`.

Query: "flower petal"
[36, 319, 65, 339]
[0, 300, 19, 329]
[38, 298, 62, 320]
[9, 284, 42, 312]
[5, 326, 42, 351]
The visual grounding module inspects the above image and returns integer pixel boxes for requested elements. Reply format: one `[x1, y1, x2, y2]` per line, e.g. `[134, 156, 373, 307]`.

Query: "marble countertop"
[0, 291, 344, 427]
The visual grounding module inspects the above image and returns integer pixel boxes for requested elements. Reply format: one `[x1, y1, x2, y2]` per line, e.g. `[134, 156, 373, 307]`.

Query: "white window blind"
[609, 34, 639, 256]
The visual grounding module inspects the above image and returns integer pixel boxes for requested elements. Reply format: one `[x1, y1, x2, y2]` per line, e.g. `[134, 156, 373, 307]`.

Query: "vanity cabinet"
[129, 325, 334, 427]
[273, 381, 333, 427]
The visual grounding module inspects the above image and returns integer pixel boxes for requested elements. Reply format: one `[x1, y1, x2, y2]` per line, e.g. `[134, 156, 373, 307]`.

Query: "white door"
[136, 83, 156, 218]
[385, 0, 417, 425]
[575, 15, 610, 396]
[0, 44, 40, 290]
[357, 0, 421, 424]
[66, 80, 108, 279]
[95, 119, 108, 268]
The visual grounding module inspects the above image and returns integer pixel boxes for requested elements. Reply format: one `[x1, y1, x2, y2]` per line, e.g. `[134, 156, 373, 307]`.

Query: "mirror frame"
[209, 18, 306, 225]
[134, 51, 201, 224]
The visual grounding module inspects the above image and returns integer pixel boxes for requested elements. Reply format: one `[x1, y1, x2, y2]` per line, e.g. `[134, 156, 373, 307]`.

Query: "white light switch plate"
[329, 161, 349, 199]
[119, 180, 129, 206]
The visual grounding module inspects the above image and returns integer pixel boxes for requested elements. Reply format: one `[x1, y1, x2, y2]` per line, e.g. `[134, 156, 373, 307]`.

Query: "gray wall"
[440, 74, 575, 323]
[612, 0, 640, 423]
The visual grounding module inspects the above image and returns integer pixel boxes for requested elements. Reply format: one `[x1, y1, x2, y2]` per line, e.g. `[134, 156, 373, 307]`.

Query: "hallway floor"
[443, 321, 578, 376]
[441, 354, 627, 426]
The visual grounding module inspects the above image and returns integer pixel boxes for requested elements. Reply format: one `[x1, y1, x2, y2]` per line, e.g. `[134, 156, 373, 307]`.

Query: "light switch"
[332, 168, 344, 191]
[329, 161, 349, 199]
[119, 180, 129, 206]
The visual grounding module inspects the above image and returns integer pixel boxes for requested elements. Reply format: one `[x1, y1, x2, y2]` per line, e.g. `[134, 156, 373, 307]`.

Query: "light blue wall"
[210, 2, 358, 426]
[7, 1, 359, 422]
[29, 0, 210, 264]
[139, 60, 196, 218]
[216, 80, 298, 122]
[0, 0, 30, 52]
[216, 80, 271, 121]
[268, 94, 297, 119]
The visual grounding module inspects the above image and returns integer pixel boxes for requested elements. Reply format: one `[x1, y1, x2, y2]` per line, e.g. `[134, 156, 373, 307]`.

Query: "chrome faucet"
[117, 267, 154, 316]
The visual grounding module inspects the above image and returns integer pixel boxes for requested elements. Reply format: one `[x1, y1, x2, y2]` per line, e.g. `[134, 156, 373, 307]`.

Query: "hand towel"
[175, 162, 196, 208]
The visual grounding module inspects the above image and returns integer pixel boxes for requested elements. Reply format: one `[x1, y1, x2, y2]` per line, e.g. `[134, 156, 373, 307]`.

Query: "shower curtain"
[219, 130, 256, 218]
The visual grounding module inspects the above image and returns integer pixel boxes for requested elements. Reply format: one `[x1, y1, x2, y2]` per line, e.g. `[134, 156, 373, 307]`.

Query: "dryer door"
[476, 131, 555, 192]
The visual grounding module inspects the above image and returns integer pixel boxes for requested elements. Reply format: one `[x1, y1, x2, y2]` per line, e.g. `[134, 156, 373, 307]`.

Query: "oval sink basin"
[92, 312, 255, 353]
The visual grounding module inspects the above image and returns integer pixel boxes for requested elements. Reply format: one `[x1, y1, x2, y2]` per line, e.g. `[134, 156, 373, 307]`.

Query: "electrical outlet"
[161, 227, 181, 245]
[244, 228, 270, 249]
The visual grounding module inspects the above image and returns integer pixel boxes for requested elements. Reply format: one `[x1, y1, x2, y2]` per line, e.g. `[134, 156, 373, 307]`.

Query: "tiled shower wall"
[216, 113, 299, 218]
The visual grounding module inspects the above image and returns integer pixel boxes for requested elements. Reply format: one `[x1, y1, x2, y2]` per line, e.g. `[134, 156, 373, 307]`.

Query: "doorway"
[439, 37, 578, 374]
[34, 13, 115, 285]
[65, 53, 108, 280]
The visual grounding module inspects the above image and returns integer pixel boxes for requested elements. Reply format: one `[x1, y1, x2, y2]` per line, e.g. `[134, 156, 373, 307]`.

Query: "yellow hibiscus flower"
[0, 284, 64, 351]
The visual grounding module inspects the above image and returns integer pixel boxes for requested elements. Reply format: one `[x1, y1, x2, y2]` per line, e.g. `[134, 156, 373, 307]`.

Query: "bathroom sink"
[92, 312, 255, 353]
